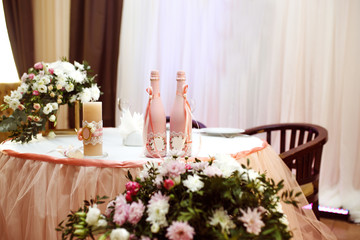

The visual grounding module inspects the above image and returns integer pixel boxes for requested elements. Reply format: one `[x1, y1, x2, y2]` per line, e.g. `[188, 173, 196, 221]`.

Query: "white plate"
[200, 128, 245, 137]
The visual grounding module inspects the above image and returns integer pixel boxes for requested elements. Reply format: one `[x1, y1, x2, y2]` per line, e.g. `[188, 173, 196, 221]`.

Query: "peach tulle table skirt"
[0, 129, 336, 240]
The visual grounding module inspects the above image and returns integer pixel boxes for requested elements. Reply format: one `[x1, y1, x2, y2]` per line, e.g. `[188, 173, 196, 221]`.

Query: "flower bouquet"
[0, 59, 100, 143]
[57, 153, 299, 240]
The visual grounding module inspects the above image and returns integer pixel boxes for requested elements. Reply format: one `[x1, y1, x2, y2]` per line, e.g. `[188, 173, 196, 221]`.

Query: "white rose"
[38, 84, 47, 93]
[65, 83, 74, 92]
[110, 228, 130, 240]
[43, 104, 53, 115]
[9, 99, 20, 110]
[85, 204, 101, 226]
[49, 114, 56, 122]
[51, 102, 58, 110]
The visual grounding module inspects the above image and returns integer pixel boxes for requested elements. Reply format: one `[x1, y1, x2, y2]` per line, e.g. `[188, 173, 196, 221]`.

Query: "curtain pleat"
[69, 0, 123, 127]
[2, 0, 35, 77]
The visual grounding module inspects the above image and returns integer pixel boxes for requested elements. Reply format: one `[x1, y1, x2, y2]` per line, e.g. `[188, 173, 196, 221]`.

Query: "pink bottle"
[170, 71, 192, 157]
[144, 70, 167, 158]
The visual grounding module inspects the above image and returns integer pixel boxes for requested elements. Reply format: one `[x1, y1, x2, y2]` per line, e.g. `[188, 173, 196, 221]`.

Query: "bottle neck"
[151, 80, 161, 98]
[176, 80, 185, 96]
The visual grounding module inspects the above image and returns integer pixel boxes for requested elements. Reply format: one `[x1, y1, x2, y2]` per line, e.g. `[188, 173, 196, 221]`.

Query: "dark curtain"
[69, 0, 123, 127]
[2, 0, 35, 77]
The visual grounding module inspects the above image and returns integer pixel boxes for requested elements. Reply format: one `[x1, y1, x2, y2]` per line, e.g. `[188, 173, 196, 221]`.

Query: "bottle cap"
[150, 70, 160, 81]
[176, 70, 186, 81]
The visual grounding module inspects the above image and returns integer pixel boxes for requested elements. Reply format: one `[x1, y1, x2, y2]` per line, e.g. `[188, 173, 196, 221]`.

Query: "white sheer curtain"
[117, 0, 360, 222]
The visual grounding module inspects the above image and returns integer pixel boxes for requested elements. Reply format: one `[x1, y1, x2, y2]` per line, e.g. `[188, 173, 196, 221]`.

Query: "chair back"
[244, 123, 328, 218]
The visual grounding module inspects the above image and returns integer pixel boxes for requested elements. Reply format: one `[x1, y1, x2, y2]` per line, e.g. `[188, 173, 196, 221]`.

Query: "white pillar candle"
[83, 102, 103, 156]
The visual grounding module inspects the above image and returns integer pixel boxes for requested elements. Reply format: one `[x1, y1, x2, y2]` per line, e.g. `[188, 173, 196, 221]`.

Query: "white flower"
[146, 192, 170, 227]
[38, 84, 47, 93]
[43, 103, 53, 115]
[209, 207, 236, 234]
[74, 61, 84, 70]
[65, 83, 74, 92]
[49, 114, 56, 122]
[85, 204, 101, 226]
[79, 88, 92, 103]
[213, 154, 243, 178]
[183, 174, 204, 192]
[51, 102, 58, 110]
[95, 218, 108, 228]
[18, 83, 29, 93]
[3, 95, 11, 104]
[9, 99, 20, 110]
[48, 131, 56, 139]
[10, 90, 22, 100]
[110, 228, 130, 240]
[41, 75, 51, 84]
[70, 95, 78, 103]
[70, 70, 86, 83]
[151, 223, 160, 233]
[90, 84, 100, 100]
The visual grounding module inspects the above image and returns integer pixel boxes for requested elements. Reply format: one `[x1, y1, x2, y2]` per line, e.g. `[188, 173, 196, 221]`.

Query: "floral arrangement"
[0, 59, 100, 143]
[57, 153, 299, 240]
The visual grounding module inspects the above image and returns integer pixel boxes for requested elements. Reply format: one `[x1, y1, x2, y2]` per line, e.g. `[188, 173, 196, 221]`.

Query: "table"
[0, 128, 335, 239]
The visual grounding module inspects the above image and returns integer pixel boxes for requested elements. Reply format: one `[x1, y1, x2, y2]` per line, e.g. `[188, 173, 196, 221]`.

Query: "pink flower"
[48, 68, 54, 74]
[161, 160, 186, 179]
[27, 115, 33, 121]
[113, 195, 129, 226]
[105, 200, 115, 217]
[238, 207, 265, 235]
[128, 201, 145, 225]
[33, 103, 41, 110]
[33, 116, 40, 122]
[163, 179, 175, 190]
[203, 165, 223, 177]
[21, 73, 28, 82]
[32, 90, 39, 96]
[34, 62, 43, 70]
[28, 73, 35, 80]
[166, 221, 195, 240]
[185, 164, 192, 170]
[17, 104, 25, 110]
[126, 181, 141, 195]
[126, 191, 133, 202]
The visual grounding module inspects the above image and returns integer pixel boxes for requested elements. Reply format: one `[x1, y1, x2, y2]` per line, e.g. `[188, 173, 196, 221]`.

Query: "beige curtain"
[32, 0, 71, 129]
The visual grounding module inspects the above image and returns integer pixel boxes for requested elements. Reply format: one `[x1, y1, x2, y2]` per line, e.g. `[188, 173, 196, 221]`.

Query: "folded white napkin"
[118, 108, 144, 146]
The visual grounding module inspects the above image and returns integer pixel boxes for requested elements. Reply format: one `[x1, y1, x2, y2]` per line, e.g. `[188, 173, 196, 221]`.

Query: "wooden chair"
[166, 116, 207, 129]
[243, 123, 328, 219]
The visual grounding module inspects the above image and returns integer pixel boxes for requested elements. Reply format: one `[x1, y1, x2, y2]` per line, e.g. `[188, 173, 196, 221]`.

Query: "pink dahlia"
[166, 221, 195, 240]
[128, 201, 145, 225]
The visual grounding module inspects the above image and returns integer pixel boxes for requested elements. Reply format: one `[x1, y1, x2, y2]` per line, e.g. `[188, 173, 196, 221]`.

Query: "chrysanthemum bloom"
[183, 174, 204, 192]
[209, 207, 236, 234]
[146, 192, 170, 228]
[166, 221, 195, 240]
[113, 195, 130, 226]
[238, 207, 265, 235]
[161, 159, 186, 179]
[203, 165, 223, 177]
[128, 201, 145, 225]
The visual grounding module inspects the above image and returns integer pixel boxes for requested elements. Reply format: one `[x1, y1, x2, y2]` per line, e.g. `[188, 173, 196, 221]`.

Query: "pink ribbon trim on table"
[0, 141, 268, 168]
[0, 149, 156, 168]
